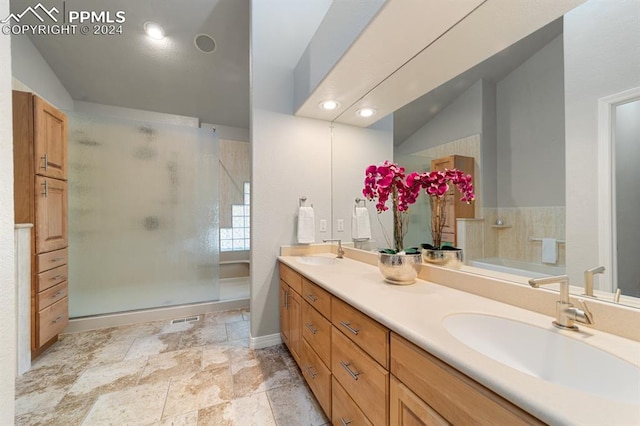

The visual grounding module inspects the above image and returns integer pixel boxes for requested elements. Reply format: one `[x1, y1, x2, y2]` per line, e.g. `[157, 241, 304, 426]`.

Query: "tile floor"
[15, 309, 329, 426]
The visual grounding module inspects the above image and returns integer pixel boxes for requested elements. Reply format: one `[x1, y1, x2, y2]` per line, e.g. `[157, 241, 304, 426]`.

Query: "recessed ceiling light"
[319, 100, 340, 111]
[356, 107, 376, 118]
[144, 21, 165, 40]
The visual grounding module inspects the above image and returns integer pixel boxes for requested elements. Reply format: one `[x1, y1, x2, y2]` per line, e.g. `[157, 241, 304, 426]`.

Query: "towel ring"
[355, 198, 366, 207]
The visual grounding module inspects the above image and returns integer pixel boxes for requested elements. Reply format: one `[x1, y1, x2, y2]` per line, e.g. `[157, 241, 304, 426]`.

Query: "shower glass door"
[67, 112, 219, 317]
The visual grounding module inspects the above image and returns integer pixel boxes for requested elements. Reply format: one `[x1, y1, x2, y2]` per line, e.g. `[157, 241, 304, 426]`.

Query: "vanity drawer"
[390, 333, 544, 426]
[37, 247, 68, 273]
[37, 281, 67, 310]
[332, 326, 389, 426]
[302, 300, 331, 366]
[37, 264, 68, 292]
[332, 296, 389, 368]
[332, 376, 373, 426]
[38, 297, 68, 345]
[300, 338, 331, 418]
[279, 263, 302, 294]
[302, 278, 331, 318]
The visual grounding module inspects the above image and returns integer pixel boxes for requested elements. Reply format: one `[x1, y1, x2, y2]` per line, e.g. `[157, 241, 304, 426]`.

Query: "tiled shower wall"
[463, 207, 566, 265]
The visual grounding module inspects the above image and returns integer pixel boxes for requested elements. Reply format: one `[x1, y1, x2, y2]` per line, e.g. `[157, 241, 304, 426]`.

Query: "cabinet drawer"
[37, 264, 68, 292]
[279, 263, 302, 294]
[38, 281, 67, 311]
[302, 278, 331, 318]
[390, 333, 544, 425]
[302, 300, 331, 366]
[332, 296, 389, 368]
[332, 326, 389, 426]
[332, 376, 373, 426]
[300, 338, 331, 418]
[37, 247, 68, 273]
[38, 297, 68, 345]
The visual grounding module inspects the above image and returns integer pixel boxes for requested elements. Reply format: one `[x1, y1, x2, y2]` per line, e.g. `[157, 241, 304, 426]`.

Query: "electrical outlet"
[319, 219, 327, 232]
[337, 219, 344, 232]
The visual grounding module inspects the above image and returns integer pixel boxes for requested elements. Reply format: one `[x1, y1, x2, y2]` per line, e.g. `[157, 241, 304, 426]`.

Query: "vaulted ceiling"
[11, 0, 250, 128]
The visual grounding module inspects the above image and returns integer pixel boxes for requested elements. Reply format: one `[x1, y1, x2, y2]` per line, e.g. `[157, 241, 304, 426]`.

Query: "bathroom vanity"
[278, 252, 640, 425]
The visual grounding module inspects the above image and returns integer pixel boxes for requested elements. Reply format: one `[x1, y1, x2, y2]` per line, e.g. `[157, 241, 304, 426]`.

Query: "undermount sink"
[296, 256, 339, 266]
[443, 313, 640, 405]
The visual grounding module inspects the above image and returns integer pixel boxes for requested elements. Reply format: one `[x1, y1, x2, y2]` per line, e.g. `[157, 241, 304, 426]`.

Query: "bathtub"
[469, 257, 565, 279]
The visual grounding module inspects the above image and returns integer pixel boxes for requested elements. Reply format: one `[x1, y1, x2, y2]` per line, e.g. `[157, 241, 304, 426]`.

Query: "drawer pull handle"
[52, 315, 64, 324]
[42, 180, 49, 197]
[52, 291, 63, 298]
[340, 418, 353, 426]
[50, 275, 65, 281]
[51, 257, 66, 262]
[305, 323, 318, 334]
[340, 361, 360, 381]
[41, 153, 48, 171]
[305, 365, 318, 379]
[305, 293, 318, 302]
[339, 321, 360, 335]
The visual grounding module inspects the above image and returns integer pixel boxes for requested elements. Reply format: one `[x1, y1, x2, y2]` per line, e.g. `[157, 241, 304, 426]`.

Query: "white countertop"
[278, 253, 640, 426]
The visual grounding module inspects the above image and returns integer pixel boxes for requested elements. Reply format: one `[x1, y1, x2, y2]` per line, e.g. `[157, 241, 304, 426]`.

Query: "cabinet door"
[35, 176, 68, 253]
[34, 95, 67, 180]
[289, 289, 302, 363]
[280, 280, 290, 347]
[390, 376, 450, 426]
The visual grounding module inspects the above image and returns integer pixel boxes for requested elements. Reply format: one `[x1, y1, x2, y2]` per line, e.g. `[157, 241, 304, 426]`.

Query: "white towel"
[297, 206, 315, 244]
[541, 238, 557, 264]
[351, 206, 371, 240]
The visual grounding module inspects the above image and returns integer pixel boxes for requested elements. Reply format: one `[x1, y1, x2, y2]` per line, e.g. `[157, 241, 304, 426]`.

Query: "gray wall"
[396, 80, 483, 154]
[481, 79, 498, 208]
[11, 35, 73, 110]
[615, 99, 640, 297]
[496, 35, 565, 207]
[564, 0, 640, 286]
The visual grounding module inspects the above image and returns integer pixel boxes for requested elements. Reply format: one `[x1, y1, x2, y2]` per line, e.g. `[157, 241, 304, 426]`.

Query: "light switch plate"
[319, 219, 327, 232]
[337, 219, 344, 232]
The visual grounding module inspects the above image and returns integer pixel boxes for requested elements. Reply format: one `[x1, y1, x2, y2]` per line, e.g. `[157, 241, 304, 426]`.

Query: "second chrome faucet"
[528, 275, 593, 331]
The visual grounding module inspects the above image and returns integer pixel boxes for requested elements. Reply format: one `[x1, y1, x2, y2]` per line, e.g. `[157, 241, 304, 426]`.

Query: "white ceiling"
[12, 0, 250, 128]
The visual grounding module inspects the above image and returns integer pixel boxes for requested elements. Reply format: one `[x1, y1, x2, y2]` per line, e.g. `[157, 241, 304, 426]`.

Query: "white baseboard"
[249, 332, 282, 349]
[65, 298, 249, 333]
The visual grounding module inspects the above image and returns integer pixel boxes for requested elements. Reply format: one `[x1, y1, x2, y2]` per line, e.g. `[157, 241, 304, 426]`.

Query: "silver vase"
[421, 248, 463, 268]
[377, 252, 422, 285]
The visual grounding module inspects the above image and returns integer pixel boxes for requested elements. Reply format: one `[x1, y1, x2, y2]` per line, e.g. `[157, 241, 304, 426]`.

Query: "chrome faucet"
[584, 266, 605, 297]
[528, 275, 593, 331]
[323, 239, 344, 259]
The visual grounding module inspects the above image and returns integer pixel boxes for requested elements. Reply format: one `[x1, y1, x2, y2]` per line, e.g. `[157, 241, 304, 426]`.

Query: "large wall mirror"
[330, 0, 640, 309]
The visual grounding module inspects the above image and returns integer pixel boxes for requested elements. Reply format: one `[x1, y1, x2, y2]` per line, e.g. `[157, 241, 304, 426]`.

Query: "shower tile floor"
[15, 309, 329, 426]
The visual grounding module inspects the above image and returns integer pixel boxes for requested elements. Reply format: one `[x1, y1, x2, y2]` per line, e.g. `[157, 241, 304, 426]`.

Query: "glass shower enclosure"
[67, 112, 220, 317]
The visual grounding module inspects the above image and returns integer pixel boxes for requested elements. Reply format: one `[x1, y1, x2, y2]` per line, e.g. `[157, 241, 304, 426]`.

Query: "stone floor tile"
[197, 392, 276, 426]
[267, 382, 328, 426]
[226, 320, 250, 341]
[124, 332, 182, 361]
[66, 357, 147, 400]
[82, 382, 169, 426]
[178, 324, 228, 349]
[162, 366, 234, 419]
[138, 347, 203, 386]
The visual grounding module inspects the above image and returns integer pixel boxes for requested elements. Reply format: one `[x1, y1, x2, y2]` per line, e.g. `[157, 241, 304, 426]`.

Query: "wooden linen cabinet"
[13, 91, 70, 358]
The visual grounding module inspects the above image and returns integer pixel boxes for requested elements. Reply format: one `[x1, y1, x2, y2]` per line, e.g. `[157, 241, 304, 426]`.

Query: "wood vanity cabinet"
[430, 155, 475, 246]
[390, 333, 544, 426]
[13, 91, 69, 358]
